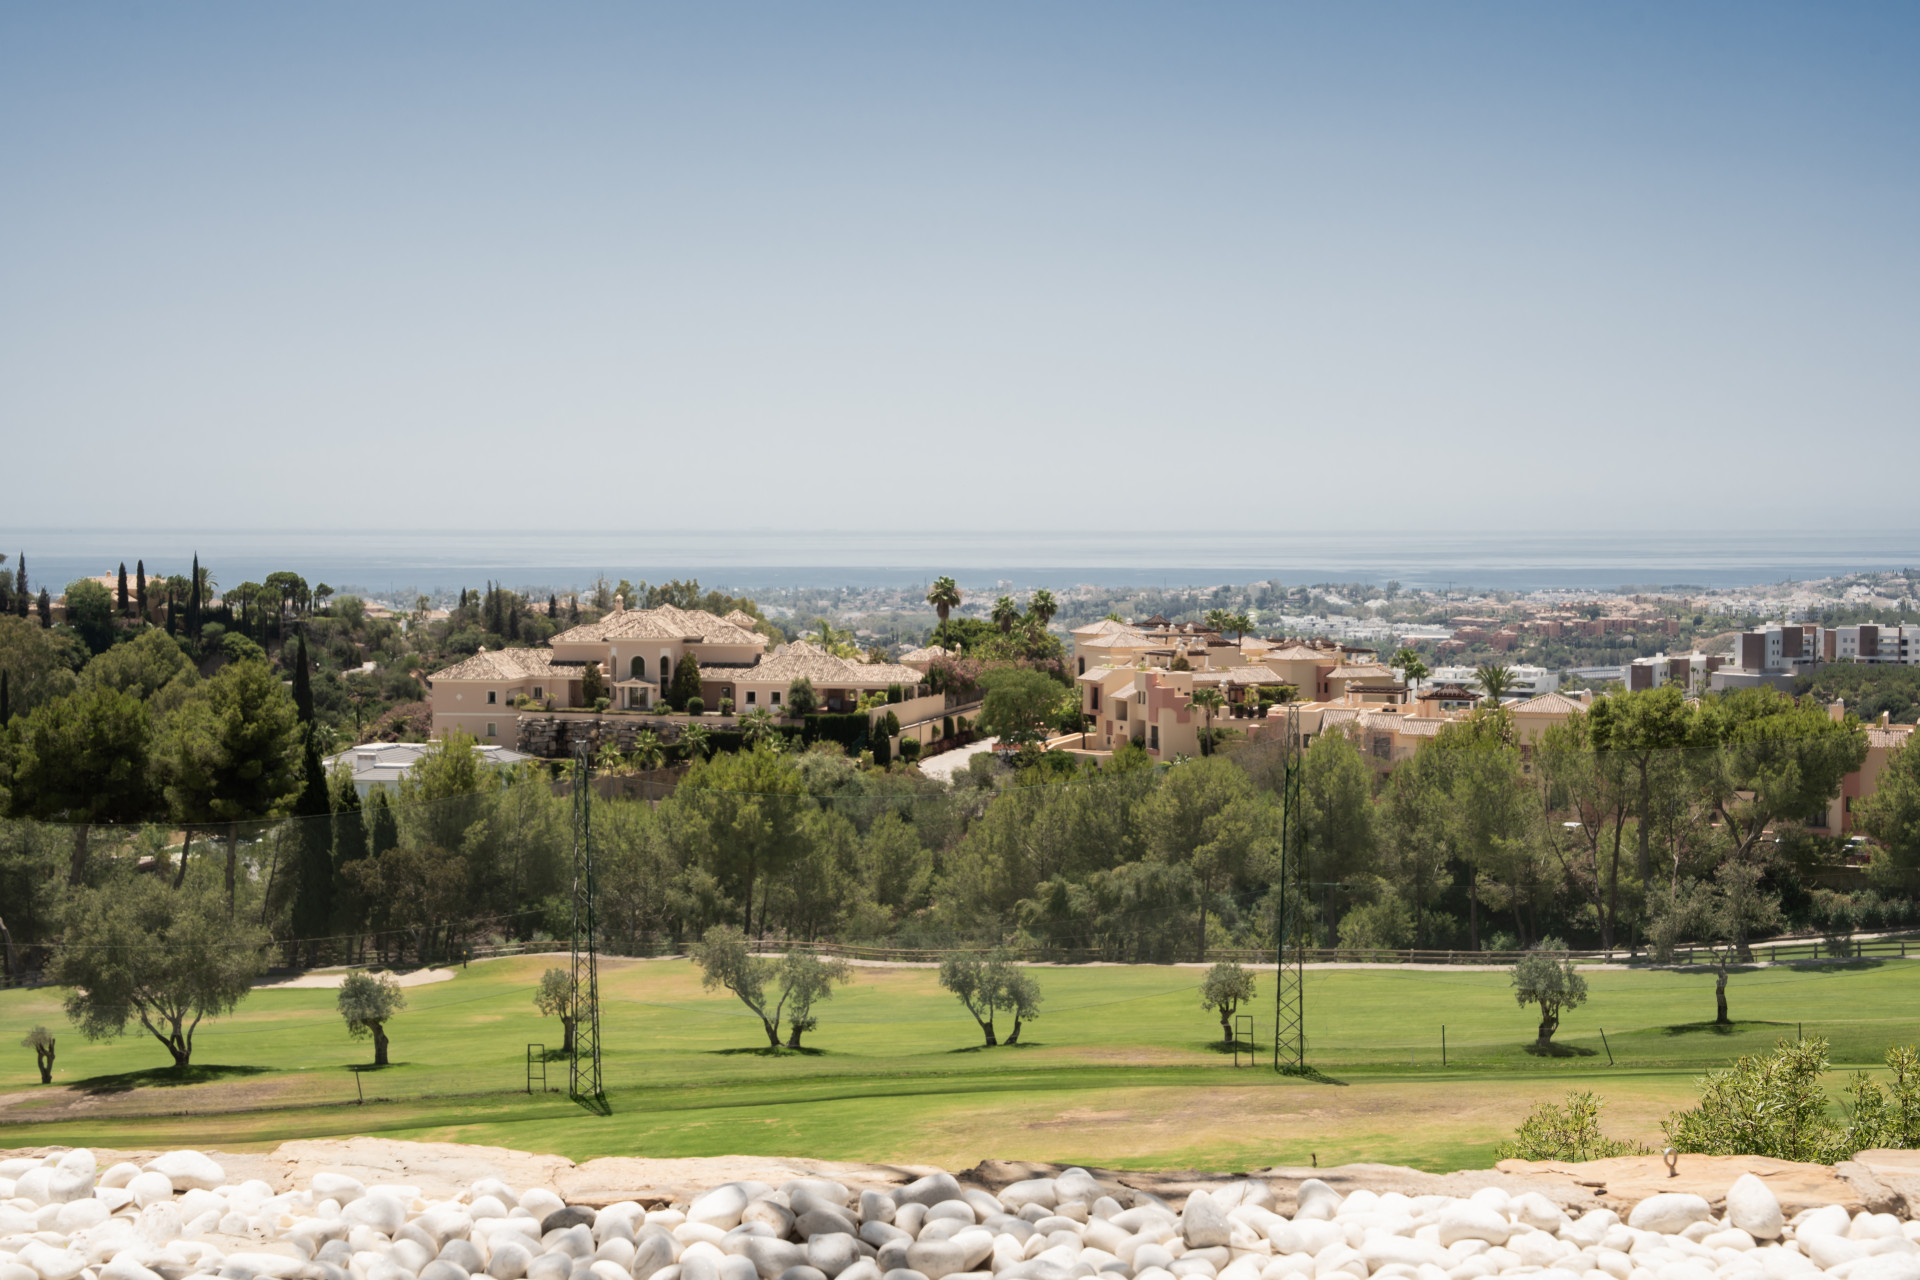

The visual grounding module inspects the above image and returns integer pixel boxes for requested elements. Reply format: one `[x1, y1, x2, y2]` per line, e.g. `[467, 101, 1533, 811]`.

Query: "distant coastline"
[6, 528, 1918, 597]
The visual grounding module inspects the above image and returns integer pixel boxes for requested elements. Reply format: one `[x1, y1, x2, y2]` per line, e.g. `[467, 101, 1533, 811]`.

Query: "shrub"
[593, 696, 610, 712]
[899, 737, 922, 762]
[887, 683, 903, 704]
[718, 697, 734, 716]
[787, 677, 819, 717]
[881, 710, 901, 738]
[1664, 1038, 1920, 1161]
[667, 653, 702, 709]
[1497, 1092, 1648, 1161]
[943, 715, 955, 739]
[872, 734, 892, 768]
[687, 696, 705, 716]
[803, 712, 868, 754]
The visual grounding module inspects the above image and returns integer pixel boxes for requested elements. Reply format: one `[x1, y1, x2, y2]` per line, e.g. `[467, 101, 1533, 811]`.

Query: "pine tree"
[293, 633, 315, 724]
[117, 563, 130, 616]
[188, 553, 202, 639]
[36, 588, 50, 628]
[136, 560, 148, 619]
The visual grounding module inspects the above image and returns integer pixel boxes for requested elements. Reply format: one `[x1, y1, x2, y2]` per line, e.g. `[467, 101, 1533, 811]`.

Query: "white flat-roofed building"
[324, 741, 536, 798]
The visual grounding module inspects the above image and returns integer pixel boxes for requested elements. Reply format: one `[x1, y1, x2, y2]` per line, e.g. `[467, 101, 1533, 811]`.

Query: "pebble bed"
[4, 1150, 1919, 1280]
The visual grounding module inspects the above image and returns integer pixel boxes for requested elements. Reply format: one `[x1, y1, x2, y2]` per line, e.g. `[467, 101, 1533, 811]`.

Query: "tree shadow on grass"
[1203, 1039, 1258, 1056]
[1662, 1020, 1791, 1038]
[347, 1062, 408, 1072]
[73, 1063, 270, 1095]
[1277, 1063, 1347, 1085]
[1523, 1041, 1599, 1058]
[1790, 958, 1885, 972]
[945, 1041, 1045, 1054]
[708, 1045, 828, 1058]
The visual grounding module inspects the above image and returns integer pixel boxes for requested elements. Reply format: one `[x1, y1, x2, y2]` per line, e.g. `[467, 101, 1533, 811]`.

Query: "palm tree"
[1028, 589, 1058, 629]
[992, 596, 1019, 635]
[1393, 646, 1430, 693]
[1476, 662, 1514, 704]
[680, 722, 713, 762]
[738, 709, 777, 747]
[1190, 687, 1227, 756]
[630, 730, 665, 771]
[927, 576, 961, 624]
[1227, 612, 1253, 641]
[1204, 608, 1231, 634]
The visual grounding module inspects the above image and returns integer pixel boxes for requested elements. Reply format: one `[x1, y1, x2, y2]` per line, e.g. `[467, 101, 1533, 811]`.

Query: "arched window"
[630, 655, 646, 680]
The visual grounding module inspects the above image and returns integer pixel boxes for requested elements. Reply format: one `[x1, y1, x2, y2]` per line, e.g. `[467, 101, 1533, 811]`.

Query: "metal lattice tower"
[1273, 703, 1307, 1073]
[569, 742, 605, 1106]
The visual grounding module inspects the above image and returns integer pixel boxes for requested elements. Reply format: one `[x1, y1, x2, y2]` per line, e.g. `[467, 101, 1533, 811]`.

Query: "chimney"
[614, 595, 625, 612]
[1829, 699, 1846, 723]
[1883, 711, 1893, 727]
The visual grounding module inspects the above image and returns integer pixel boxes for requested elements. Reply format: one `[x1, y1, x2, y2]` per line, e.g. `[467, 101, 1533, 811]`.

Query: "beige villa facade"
[428, 601, 937, 747]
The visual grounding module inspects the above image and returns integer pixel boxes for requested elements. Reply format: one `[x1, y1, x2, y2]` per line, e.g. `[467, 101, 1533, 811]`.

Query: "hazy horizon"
[4, 4, 1916, 534]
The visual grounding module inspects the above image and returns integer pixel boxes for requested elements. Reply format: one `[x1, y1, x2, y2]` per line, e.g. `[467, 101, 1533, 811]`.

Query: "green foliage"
[718, 697, 733, 716]
[580, 660, 606, 706]
[51, 876, 267, 1068]
[926, 576, 962, 623]
[787, 676, 819, 717]
[1859, 739, 1920, 889]
[63, 579, 116, 655]
[686, 696, 705, 717]
[337, 971, 406, 1034]
[898, 737, 922, 763]
[1200, 960, 1255, 1043]
[938, 947, 1040, 1045]
[977, 667, 1069, 745]
[804, 712, 868, 755]
[1496, 1092, 1648, 1161]
[668, 653, 702, 711]
[693, 924, 856, 1049]
[4, 684, 155, 837]
[1795, 662, 1920, 726]
[1511, 940, 1588, 1048]
[155, 658, 302, 829]
[1663, 1037, 1855, 1162]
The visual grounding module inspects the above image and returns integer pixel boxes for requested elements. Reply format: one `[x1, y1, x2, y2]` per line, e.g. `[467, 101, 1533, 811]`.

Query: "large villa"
[427, 600, 929, 744]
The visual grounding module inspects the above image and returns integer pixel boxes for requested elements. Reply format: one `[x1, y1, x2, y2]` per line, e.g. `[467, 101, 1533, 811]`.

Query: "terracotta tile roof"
[1196, 668, 1294, 686]
[427, 648, 557, 682]
[1394, 717, 1452, 737]
[1083, 632, 1156, 650]
[1327, 662, 1390, 680]
[700, 641, 924, 689]
[899, 645, 954, 663]
[1072, 619, 1144, 638]
[1508, 692, 1586, 716]
[1265, 645, 1329, 662]
[722, 610, 762, 631]
[1868, 725, 1916, 749]
[555, 604, 763, 646]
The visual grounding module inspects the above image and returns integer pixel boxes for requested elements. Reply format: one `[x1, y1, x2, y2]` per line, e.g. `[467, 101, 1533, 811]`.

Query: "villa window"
[487, 690, 497, 704]
[533, 687, 543, 699]
[1116, 700, 1128, 721]
[1149, 726, 1159, 751]
[1091, 688, 1100, 711]
[486, 723, 496, 737]
[746, 691, 757, 705]
[771, 691, 781, 705]
[630, 656, 646, 680]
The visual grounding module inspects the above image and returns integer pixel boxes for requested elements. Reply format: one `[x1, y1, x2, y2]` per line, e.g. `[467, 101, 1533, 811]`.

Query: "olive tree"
[534, 966, 575, 1052]
[51, 877, 267, 1069]
[338, 972, 406, 1066]
[939, 947, 1040, 1046]
[21, 1026, 54, 1084]
[1511, 938, 1588, 1051]
[781, 949, 854, 1049]
[1200, 960, 1256, 1045]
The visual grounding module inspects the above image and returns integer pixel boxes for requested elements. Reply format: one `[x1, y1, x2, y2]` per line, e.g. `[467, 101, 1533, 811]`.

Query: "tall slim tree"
[187, 553, 202, 640]
[14, 553, 27, 617]
[290, 732, 334, 965]
[135, 561, 148, 620]
[116, 563, 130, 616]
[35, 589, 50, 628]
[1028, 589, 1058, 629]
[292, 633, 315, 724]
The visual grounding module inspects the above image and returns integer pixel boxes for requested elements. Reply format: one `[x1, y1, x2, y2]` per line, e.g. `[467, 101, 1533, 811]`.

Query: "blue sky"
[2, 4, 1914, 533]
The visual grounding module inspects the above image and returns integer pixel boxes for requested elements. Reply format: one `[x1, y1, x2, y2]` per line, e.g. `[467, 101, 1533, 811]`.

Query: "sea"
[4, 529, 1918, 600]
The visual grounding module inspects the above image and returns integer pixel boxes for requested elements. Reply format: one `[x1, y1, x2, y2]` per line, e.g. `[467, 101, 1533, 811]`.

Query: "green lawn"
[3, 955, 1916, 1172]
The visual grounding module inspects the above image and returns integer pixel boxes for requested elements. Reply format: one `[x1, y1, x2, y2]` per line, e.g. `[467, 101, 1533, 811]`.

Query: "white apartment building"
[1732, 623, 1919, 673]
[1428, 664, 1559, 699]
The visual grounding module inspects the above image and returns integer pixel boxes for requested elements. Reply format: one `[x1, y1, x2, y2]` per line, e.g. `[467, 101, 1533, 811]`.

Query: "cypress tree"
[136, 560, 147, 619]
[36, 588, 50, 628]
[507, 601, 519, 641]
[368, 787, 398, 858]
[293, 633, 315, 723]
[548, 593, 558, 622]
[331, 775, 368, 952]
[14, 553, 26, 617]
[569, 594, 580, 623]
[117, 563, 129, 616]
[165, 584, 177, 635]
[188, 553, 202, 639]
[289, 731, 335, 966]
